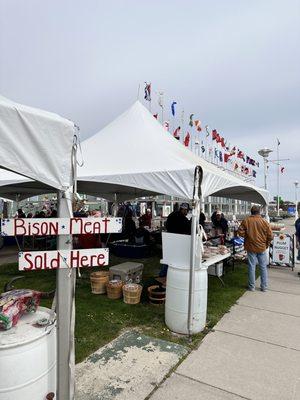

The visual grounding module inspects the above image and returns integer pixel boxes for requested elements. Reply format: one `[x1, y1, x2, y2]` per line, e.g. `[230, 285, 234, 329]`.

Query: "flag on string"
[281, 166, 285, 174]
[205, 125, 210, 138]
[252, 170, 257, 178]
[212, 129, 218, 141]
[219, 151, 223, 162]
[194, 120, 202, 132]
[163, 121, 170, 131]
[158, 92, 164, 108]
[173, 126, 181, 140]
[189, 114, 194, 127]
[214, 148, 219, 158]
[277, 138, 281, 146]
[237, 150, 245, 160]
[153, 113, 158, 119]
[201, 145, 205, 153]
[230, 146, 236, 156]
[171, 101, 177, 116]
[220, 137, 226, 148]
[184, 132, 190, 147]
[234, 163, 239, 170]
[224, 153, 232, 163]
[144, 82, 151, 101]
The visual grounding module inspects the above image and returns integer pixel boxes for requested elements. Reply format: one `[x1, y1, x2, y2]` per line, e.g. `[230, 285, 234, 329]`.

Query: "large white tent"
[0, 95, 76, 399]
[77, 101, 268, 204]
[0, 100, 268, 206]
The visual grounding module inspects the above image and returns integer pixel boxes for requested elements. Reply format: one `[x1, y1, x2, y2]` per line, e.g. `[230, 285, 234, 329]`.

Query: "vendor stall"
[0, 100, 269, 340]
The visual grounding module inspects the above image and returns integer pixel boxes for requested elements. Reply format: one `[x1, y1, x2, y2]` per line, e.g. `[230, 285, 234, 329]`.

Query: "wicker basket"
[147, 285, 166, 305]
[106, 280, 123, 299]
[123, 283, 142, 304]
[90, 271, 110, 294]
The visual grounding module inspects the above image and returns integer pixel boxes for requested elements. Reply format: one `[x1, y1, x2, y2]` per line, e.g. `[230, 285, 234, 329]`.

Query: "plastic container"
[109, 262, 143, 284]
[106, 280, 123, 299]
[122, 283, 142, 304]
[90, 271, 110, 294]
[165, 264, 208, 334]
[148, 285, 166, 305]
[0, 306, 56, 400]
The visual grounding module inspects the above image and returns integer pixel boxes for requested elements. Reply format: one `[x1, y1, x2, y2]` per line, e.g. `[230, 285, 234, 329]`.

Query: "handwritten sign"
[1, 217, 122, 236]
[18, 248, 109, 271]
[272, 234, 291, 264]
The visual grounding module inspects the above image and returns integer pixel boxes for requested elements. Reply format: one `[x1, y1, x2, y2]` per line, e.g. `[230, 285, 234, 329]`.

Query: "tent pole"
[187, 166, 201, 339]
[56, 189, 76, 400]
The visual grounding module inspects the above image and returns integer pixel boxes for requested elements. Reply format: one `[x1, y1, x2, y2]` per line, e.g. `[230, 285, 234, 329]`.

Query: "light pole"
[258, 148, 273, 190]
[294, 180, 299, 220]
[258, 148, 273, 221]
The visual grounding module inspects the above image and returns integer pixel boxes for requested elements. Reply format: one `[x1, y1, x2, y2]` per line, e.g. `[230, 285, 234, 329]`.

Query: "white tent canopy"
[0, 100, 268, 205]
[0, 95, 74, 190]
[78, 101, 268, 204]
[0, 95, 76, 399]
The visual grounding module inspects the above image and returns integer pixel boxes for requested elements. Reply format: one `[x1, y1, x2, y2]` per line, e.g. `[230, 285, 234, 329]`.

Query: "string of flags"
[144, 82, 262, 179]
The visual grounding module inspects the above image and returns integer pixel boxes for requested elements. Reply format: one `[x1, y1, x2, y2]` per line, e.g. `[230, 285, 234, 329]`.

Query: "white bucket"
[165, 264, 208, 334]
[0, 306, 56, 400]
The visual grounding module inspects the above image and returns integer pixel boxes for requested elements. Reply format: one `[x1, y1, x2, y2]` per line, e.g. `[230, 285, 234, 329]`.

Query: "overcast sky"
[0, 0, 299, 200]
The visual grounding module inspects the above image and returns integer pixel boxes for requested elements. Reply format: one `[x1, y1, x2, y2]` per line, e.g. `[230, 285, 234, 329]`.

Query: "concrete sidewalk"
[150, 264, 300, 400]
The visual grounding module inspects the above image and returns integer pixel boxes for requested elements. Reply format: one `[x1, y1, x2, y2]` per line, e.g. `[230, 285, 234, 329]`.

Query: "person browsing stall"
[238, 205, 273, 292]
[211, 209, 228, 235]
[139, 208, 152, 229]
[166, 203, 191, 235]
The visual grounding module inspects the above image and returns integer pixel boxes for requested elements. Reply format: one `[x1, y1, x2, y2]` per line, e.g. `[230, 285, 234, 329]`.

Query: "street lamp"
[294, 180, 299, 220]
[258, 148, 273, 221]
[258, 148, 273, 190]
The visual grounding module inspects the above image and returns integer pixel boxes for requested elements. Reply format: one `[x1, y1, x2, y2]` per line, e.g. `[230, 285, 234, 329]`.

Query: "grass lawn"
[0, 250, 249, 363]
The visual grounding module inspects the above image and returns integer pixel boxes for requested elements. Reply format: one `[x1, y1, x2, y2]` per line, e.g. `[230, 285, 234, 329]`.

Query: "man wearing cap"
[166, 203, 191, 235]
[238, 205, 273, 292]
[211, 209, 228, 235]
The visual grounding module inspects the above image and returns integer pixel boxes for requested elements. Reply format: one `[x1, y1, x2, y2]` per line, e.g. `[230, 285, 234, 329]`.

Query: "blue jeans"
[247, 252, 268, 290]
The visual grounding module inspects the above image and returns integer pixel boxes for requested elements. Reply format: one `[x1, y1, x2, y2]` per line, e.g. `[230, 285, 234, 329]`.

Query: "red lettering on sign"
[35, 255, 43, 270]
[83, 221, 92, 234]
[70, 218, 82, 234]
[80, 255, 89, 267]
[102, 218, 110, 234]
[50, 253, 60, 269]
[93, 222, 101, 234]
[23, 253, 33, 271]
[97, 253, 105, 266]
[14, 219, 26, 236]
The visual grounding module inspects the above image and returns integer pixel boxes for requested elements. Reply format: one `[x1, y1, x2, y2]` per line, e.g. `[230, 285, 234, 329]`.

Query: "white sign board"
[18, 248, 109, 271]
[272, 234, 291, 264]
[1, 217, 122, 236]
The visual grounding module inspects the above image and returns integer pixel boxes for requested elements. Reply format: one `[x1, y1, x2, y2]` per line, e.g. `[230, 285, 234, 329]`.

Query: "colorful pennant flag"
[144, 82, 151, 101]
[163, 121, 170, 131]
[153, 113, 158, 119]
[171, 101, 177, 116]
[189, 114, 194, 127]
[184, 132, 190, 147]
[281, 166, 285, 173]
[173, 126, 181, 140]
[205, 125, 210, 138]
[194, 120, 202, 132]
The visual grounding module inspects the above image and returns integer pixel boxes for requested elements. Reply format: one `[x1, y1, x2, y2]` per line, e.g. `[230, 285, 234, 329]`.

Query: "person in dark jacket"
[296, 221, 300, 262]
[166, 203, 191, 235]
[199, 211, 206, 229]
[123, 210, 136, 242]
[211, 209, 228, 235]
